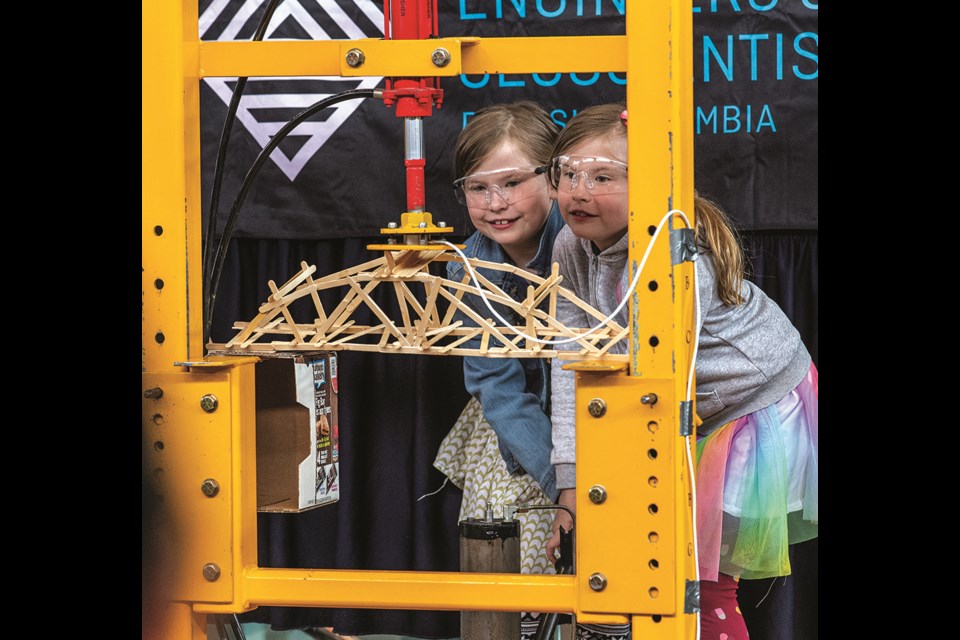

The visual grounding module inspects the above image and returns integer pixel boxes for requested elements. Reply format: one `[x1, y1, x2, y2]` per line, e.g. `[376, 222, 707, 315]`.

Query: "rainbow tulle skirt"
[695, 363, 818, 581]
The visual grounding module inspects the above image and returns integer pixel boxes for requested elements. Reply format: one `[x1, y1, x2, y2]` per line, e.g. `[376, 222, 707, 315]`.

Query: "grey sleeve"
[549, 247, 588, 488]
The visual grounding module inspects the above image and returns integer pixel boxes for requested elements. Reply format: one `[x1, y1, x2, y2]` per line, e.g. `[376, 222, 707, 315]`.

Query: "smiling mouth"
[487, 218, 519, 227]
[568, 210, 596, 219]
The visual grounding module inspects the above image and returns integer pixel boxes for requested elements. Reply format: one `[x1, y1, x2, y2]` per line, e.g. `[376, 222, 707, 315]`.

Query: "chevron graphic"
[200, 0, 385, 181]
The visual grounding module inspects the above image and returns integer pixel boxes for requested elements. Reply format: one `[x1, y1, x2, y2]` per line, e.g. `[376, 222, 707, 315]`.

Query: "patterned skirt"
[696, 363, 819, 581]
[434, 396, 556, 575]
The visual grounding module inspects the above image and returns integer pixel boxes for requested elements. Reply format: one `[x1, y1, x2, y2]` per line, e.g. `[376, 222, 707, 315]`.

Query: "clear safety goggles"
[453, 166, 549, 207]
[549, 155, 629, 194]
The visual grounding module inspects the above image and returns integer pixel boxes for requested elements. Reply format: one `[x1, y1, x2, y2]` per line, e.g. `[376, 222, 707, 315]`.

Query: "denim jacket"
[445, 204, 565, 501]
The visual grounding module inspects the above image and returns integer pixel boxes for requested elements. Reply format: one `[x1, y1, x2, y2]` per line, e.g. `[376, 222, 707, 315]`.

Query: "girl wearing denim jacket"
[432, 101, 561, 639]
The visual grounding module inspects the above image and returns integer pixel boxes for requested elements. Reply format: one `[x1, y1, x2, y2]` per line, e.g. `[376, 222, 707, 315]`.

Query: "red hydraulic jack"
[374, 0, 454, 248]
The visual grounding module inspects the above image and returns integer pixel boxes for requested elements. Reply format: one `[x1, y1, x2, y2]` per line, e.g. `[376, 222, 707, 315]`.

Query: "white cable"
[685, 239, 702, 640]
[439, 208, 690, 346]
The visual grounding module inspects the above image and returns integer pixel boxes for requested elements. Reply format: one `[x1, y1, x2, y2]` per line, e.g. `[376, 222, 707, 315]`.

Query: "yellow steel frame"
[142, 1, 696, 638]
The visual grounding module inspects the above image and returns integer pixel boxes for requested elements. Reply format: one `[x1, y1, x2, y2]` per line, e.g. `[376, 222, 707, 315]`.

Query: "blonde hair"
[552, 102, 746, 305]
[695, 193, 746, 306]
[453, 101, 560, 179]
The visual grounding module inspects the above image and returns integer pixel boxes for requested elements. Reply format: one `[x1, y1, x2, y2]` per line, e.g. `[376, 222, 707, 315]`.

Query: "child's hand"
[546, 488, 577, 565]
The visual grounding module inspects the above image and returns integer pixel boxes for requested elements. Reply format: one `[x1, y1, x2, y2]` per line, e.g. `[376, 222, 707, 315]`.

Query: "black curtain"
[213, 231, 817, 639]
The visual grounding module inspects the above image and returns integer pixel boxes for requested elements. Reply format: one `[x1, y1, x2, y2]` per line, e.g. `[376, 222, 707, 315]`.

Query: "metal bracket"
[684, 579, 701, 613]
[670, 228, 698, 265]
[679, 400, 693, 436]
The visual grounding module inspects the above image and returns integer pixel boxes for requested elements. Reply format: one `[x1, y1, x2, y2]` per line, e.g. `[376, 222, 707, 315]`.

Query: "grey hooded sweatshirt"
[550, 226, 811, 490]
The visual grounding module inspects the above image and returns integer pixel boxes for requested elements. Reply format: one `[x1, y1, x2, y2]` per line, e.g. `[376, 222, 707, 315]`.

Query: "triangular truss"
[206, 249, 629, 359]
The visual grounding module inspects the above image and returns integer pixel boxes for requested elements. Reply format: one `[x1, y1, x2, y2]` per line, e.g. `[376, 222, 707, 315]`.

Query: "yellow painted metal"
[379, 211, 450, 235]
[366, 244, 465, 251]
[142, 365, 258, 607]
[626, 1, 679, 378]
[576, 373, 677, 615]
[197, 36, 626, 78]
[621, 1, 697, 637]
[340, 39, 465, 76]
[142, 0, 203, 371]
[200, 569, 574, 613]
[142, 600, 206, 640]
[174, 355, 261, 368]
[143, 0, 696, 636]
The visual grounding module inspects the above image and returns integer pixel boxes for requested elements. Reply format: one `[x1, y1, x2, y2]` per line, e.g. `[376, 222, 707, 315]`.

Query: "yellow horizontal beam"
[196, 569, 576, 613]
[197, 36, 626, 78]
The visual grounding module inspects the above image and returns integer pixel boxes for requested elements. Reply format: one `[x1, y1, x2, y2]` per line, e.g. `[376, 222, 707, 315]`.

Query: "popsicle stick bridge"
[207, 249, 629, 360]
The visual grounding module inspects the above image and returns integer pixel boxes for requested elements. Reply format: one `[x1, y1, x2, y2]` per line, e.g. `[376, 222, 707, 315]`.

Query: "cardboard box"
[255, 353, 340, 513]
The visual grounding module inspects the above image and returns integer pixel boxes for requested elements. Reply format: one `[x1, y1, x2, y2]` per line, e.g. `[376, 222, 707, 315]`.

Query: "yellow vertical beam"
[142, 0, 203, 371]
[623, 0, 697, 637]
[671, 2, 700, 634]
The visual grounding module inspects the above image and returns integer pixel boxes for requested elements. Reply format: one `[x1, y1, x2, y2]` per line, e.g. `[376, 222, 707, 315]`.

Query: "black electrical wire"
[202, 0, 284, 294]
[204, 88, 379, 344]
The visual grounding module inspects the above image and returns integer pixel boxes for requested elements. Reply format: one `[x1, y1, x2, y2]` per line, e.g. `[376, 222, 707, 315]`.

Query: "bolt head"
[431, 48, 451, 67]
[200, 394, 219, 413]
[345, 48, 365, 67]
[202, 563, 221, 582]
[588, 573, 608, 591]
[201, 479, 220, 498]
[588, 485, 607, 504]
[587, 398, 606, 418]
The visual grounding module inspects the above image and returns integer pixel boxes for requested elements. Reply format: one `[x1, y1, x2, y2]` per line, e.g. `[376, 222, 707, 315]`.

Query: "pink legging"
[700, 573, 749, 639]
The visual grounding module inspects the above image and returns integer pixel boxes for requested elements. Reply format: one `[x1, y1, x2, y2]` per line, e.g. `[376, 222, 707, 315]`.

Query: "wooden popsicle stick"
[392, 281, 413, 334]
[344, 279, 411, 347]
[436, 287, 520, 350]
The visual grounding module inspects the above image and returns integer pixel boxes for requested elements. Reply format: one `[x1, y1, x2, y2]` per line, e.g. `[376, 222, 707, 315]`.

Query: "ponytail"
[694, 193, 746, 306]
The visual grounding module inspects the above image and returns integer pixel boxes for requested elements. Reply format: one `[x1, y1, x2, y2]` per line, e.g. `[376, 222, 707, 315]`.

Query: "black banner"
[199, 0, 818, 239]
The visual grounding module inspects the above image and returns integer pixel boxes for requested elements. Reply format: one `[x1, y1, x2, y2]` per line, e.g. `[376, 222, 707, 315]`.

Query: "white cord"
[685, 238, 702, 640]
[439, 208, 691, 346]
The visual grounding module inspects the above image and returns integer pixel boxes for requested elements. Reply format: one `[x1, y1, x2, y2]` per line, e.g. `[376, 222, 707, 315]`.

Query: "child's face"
[556, 134, 628, 251]
[463, 139, 553, 265]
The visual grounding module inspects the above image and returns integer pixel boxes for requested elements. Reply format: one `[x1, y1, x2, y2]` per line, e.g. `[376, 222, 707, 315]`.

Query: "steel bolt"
[418, 222, 428, 228]
[588, 485, 607, 504]
[587, 398, 607, 418]
[387, 221, 398, 229]
[202, 563, 221, 582]
[589, 573, 608, 591]
[641, 393, 658, 406]
[201, 479, 220, 498]
[144, 387, 163, 399]
[437, 221, 446, 228]
[431, 48, 451, 67]
[345, 48, 365, 67]
[200, 394, 219, 413]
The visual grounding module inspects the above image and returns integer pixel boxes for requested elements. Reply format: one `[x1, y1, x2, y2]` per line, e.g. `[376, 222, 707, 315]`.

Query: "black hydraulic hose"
[204, 88, 379, 345]
[202, 0, 284, 290]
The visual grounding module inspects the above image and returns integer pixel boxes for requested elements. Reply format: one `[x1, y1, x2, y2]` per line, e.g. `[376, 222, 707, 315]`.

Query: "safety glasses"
[549, 155, 628, 194]
[453, 166, 549, 207]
